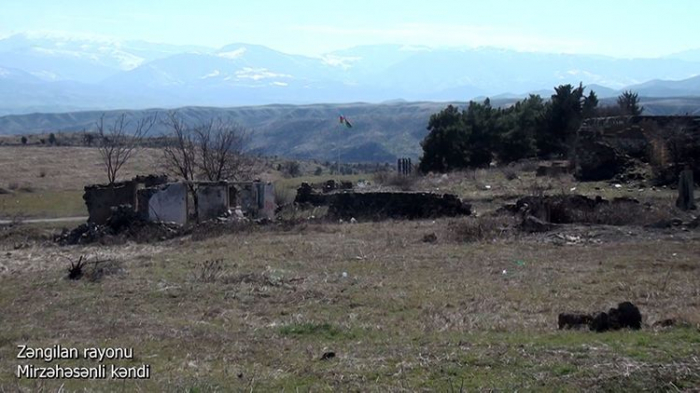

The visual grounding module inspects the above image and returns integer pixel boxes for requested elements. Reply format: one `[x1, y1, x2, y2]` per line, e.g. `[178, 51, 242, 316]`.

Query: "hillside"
[0, 102, 456, 162]
[2, 97, 700, 162]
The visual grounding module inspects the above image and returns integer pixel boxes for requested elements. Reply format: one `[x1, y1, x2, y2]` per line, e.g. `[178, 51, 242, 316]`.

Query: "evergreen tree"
[617, 90, 644, 116]
[419, 105, 470, 172]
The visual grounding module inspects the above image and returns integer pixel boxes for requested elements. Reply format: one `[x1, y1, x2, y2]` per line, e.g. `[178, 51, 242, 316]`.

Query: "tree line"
[419, 85, 644, 172]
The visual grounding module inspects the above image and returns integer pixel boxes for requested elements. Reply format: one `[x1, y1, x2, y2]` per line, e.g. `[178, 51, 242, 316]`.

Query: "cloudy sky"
[1, 0, 698, 58]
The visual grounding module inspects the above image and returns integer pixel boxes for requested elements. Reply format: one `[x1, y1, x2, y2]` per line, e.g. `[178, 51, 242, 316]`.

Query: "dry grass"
[0, 147, 698, 390]
[0, 219, 699, 391]
[0, 146, 163, 192]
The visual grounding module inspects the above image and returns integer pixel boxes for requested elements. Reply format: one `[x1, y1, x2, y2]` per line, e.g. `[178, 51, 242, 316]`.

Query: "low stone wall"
[295, 183, 471, 220]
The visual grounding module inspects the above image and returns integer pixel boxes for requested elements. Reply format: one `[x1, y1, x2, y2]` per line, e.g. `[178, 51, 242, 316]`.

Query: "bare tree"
[193, 118, 252, 182]
[161, 112, 254, 219]
[162, 112, 199, 213]
[96, 113, 156, 184]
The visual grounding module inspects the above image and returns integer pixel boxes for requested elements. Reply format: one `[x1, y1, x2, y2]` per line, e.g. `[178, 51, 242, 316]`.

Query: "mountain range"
[1, 33, 700, 115]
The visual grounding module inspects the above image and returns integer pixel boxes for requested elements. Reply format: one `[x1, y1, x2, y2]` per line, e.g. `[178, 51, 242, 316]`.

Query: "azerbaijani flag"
[339, 115, 353, 128]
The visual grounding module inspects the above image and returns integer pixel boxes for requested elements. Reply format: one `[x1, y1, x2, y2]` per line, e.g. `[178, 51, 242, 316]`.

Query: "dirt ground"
[0, 147, 699, 391]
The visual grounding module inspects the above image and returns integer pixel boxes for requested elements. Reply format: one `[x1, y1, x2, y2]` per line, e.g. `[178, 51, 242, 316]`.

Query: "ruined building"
[574, 116, 700, 182]
[84, 176, 275, 225]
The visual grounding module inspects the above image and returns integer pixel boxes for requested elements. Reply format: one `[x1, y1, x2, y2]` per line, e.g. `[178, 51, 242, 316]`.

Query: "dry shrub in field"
[191, 259, 225, 283]
[65, 255, 123, 282]
[447, 215, 519, 242]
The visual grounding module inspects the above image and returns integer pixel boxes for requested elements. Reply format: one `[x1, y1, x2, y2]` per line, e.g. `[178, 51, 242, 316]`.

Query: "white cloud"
[292, 23, 594, 55]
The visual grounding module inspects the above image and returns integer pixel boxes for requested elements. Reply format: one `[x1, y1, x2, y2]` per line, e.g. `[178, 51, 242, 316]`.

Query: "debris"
[676, 165, 696, 211]
[422, 233, 438, 243]
[320, 352, 336, 361]
[520, 215, 554, 233]
[558, 313, 593, 330]
[295, 183, 471, 220]
[613, 184, 622, 189]
[592, 302, 641, 332]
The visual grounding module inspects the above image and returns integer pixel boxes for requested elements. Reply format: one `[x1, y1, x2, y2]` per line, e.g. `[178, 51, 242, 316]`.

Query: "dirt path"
[0, 216, 87, 225]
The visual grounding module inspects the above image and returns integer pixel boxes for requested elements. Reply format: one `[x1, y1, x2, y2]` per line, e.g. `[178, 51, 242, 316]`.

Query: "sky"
[1, 0, 698, 58]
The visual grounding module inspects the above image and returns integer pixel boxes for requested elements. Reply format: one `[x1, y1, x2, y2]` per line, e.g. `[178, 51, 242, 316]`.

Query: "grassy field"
[0, 146, 699, 391]
[0, 220, 699, 391]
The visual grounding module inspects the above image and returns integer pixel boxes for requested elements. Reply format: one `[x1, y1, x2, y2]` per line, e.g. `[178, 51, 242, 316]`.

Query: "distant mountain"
[666, 48, 700, 63]
[2, 99, 699, 161]
[625, 75, 700, 97]
[1, 34, 700, 114]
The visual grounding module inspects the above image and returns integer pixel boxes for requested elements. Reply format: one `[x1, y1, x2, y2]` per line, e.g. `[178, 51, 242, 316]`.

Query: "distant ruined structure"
[574, 116, 700, 182]
[84, 176, 275, 225]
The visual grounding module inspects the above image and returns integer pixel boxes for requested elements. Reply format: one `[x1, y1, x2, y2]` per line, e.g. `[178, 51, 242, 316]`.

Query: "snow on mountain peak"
[218, 47, 247, 59]
[235, 67, 291, 81]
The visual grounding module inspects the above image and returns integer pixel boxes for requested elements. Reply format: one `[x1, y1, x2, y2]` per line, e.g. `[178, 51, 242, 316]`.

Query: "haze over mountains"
[1, 33, 700, 115]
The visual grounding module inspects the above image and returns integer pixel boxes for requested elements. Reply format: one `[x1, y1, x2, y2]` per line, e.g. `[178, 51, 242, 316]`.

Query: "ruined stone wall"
[295, 183, 471, 220]
[197, 182, 229, 221]
[229, 182, 276, 219]
[84, 182, 138, 224]
[137, 183, 188, 225]
[575, 116, 700, 181]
